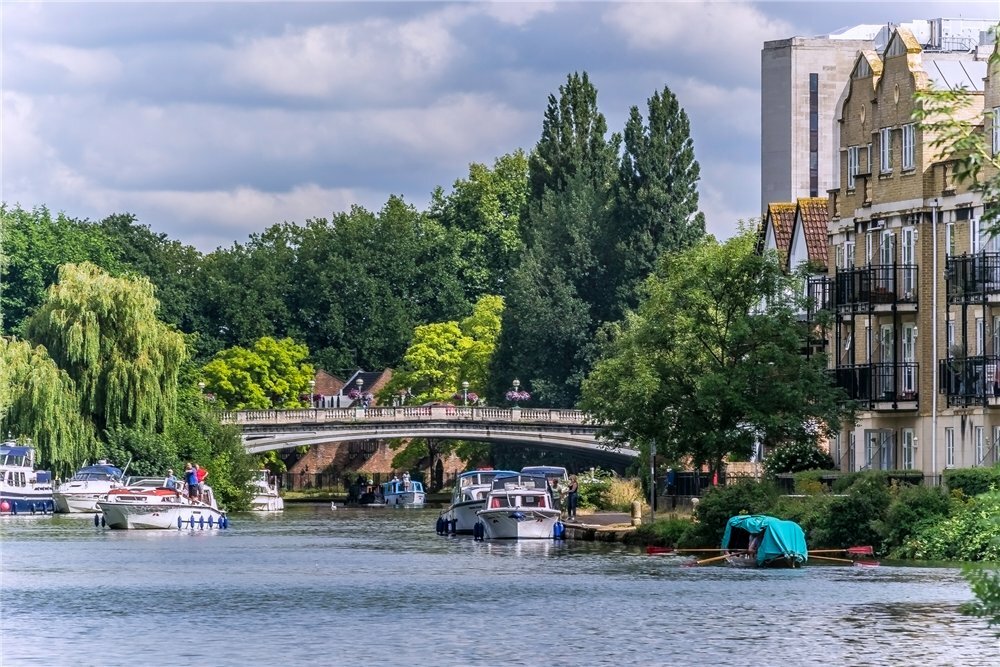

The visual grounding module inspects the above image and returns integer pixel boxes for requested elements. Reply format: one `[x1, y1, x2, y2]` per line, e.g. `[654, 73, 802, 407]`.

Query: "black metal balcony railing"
[835, 265, 918, 311]
[946, 253, 1000, 303]
[806, 276, 832, 318]
[938, 355, 1000, 407]
[834, 362, 919, 406]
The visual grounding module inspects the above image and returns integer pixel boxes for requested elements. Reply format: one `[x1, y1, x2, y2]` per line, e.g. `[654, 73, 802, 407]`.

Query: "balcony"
[835, 264, 918, 312]
[834, 362, 919, 409]
[938, 355, 1000, 407]
[946, 253, 1000, 303]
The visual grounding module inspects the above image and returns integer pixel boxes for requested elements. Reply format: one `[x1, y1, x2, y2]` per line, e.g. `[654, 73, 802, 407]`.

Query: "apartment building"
[761, 18, 996, 213]
[821, 26, 1000, 478]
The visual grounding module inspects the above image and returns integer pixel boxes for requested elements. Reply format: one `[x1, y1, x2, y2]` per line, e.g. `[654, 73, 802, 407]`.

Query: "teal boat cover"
[721, 515, 808, 566]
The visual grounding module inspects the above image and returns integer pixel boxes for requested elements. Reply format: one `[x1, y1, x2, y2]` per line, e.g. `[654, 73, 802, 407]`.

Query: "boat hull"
[449, 500, 484, 533]
[251, 494, 284, 511]
[98, 500, 226, 530]
[477, 508, 561, 539]
[0, 492, 55, 515]
[54, 491, 110, 513]
[383, 491, 425, 507]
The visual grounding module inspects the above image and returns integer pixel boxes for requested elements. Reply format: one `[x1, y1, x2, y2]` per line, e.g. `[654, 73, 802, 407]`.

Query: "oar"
[646, 546, 733, 555]
[809, 546, 874, 556]
[808, 554, 855, 564]
[646, 546, 674, 555]
[684, 552, 742, 567]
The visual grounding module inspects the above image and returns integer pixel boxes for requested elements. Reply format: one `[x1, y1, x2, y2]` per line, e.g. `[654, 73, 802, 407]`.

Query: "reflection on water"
[2, 504, 996, 666]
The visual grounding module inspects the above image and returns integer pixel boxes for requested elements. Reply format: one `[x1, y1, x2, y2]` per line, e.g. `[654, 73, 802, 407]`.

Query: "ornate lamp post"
[309, 379, 316, 408]
[462, 380, 469, 406]
[355, 378, 365, 408]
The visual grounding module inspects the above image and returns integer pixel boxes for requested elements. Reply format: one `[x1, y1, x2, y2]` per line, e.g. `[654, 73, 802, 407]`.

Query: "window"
[902, 428, 915, 470]
[945, 427, 955, 467]
[977, 317, 985, 355]
[902, 123, 915, 170]
[945, 222, 955, 256]
[843, 239, 855, 269]
[847, 146, 860, 189]
[975, 426, 985, 466]
[947, 320, 955, 355]
[880, 127, 893, 173]
[993, 107, 1000, 155]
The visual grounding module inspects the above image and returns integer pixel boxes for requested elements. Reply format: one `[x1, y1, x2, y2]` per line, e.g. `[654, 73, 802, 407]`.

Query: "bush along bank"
[624, 469, 1000, 563]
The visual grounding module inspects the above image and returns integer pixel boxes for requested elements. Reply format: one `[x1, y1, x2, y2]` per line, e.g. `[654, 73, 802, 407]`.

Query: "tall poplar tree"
[608, 86, 706, 321]
[24, 262, 187, 436]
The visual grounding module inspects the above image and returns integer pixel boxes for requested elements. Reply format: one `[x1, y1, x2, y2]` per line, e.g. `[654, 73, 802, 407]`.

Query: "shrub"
[578, 469, 613, 509]
[945, 467, 1000, 497]
[881, 484, 951, 554]
[790, 469, 841, 494]
[604, 477, 644, 512]
[821, 474, 892, 550]
[678, 480, 780, 547]
[896, 490, 1000, 561]
[771, 494, 837, 546]
[763, 440, 835, 477]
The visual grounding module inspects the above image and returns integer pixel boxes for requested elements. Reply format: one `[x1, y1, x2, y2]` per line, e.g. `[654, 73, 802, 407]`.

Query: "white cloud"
[603, 0, 794, 80]
[479, 1, 558, 27]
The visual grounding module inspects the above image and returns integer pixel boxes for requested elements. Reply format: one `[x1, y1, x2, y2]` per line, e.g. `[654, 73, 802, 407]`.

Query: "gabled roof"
[762, 202, 796, 260]
[786, 197, 830, 271]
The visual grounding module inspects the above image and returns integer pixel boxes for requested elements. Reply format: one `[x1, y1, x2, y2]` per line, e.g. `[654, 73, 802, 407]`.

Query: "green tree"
[430, 152, 529, 300]
[201, 336, 315, 410]
[580, 229, 854, 478]
[0, 337, 97, 476]
[24, 262, 187, 437]
[0, 205, 120, 335]
[609, 86, 706, 320]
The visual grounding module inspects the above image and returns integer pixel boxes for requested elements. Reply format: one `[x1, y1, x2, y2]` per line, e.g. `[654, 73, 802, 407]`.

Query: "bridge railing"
[220, 406, 589, 425]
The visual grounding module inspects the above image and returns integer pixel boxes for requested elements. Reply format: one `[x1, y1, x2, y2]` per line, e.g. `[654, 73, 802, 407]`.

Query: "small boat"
[97, 477, 227, 530]
[249, 470, 284, 511]
[720, 514, 807, 568]
[53, 461, 126, 513]
[0, 439, 55, 515]
[439, 468, 518, 534]
[476, 473, 562, 539]
[379, 479, 425, 507]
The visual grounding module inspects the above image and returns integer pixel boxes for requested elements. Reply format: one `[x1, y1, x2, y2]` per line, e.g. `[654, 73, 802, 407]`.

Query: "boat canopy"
[72, 464, 124, 481]
[490, 473, 548, 491]
[721, 515, 808, 567]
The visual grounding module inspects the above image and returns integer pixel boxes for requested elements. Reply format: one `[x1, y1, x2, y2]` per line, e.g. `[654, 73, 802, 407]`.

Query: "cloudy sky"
[2, 1, 998, 252]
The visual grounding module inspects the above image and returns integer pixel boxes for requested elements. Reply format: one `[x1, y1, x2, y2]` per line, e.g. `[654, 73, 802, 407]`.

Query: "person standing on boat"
[402, 471, 411, 491]
[164, 469, 178, 491]
[184, 463, 199, 500]
[195, 463, 208, 500]
[548, 478, 563, 511]
[565, 475, 579, 521]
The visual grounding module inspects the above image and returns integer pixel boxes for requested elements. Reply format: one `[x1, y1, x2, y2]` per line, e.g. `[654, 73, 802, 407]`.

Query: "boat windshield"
[71, 466, 124, 482]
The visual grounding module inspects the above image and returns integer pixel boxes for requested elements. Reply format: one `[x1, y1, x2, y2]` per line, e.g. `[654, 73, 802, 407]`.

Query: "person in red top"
[195, 463, 208, 501]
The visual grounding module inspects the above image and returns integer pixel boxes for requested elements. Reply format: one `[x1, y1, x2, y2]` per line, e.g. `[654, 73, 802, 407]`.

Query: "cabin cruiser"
[250, 470, 284, 511]
[97, 477, 227, 530]
[0, 439, 54, 515]
[379, 479, 425, 507]
[53, 461, 126, 513]
[439, 468, 518, 534]
[476, 473, 562, 539]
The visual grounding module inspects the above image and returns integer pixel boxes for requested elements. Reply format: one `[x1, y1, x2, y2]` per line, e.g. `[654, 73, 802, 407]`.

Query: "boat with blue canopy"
[0, 440, 54, 515]
[721, 514, 808, 568]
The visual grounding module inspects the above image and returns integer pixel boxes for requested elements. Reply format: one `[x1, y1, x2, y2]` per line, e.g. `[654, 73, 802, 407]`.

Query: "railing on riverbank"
[221, 406, 589, 426]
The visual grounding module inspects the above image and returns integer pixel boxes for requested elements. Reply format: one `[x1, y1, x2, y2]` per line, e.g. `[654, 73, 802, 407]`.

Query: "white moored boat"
[97, 477, 228, 530]
[0, 439, 55, 515]
[250, 470, 284, 511]
[439, 468, 517, 534]
[379, 479, 425, 507]
[53, 461, 126, 513]
[476, 473, 562, 540]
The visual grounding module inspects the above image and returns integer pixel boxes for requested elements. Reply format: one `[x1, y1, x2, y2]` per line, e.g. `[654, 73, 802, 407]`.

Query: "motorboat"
[0, 439, 55, 515]
[476, 473, 562, 539]
[721, 514, 807, 568]
[438, 468, 518, 534]
[97, 477, 228, 530]
[249, 470, 284, 511]
[53, 461, 127, 513]
[379, 479, 425, 507]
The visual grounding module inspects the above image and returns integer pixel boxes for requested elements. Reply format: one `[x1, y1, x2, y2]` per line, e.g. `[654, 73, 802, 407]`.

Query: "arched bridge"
[221, 406, 637, 464]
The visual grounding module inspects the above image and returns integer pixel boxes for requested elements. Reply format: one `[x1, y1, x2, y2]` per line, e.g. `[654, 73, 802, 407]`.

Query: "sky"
[3, 1, 999, 252]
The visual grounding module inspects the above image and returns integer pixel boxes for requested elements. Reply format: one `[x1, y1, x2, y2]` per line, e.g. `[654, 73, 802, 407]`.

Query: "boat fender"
[101, 515, 106, 527]
[449, 518, 458, 534]
[221, 516, 228, 529]
[177, 516, 183, 530]
[207, 515, 214, 528]
[473, 521, 484, 541]
[11, 503, 17, 515]
[94, 513, 100, 527]
[30, 503, 36, 515]
[435, 516, 444, 535]
[189, 516, 196, 528]
[554, 521, 565, 540]
[199, 515, 205, 529]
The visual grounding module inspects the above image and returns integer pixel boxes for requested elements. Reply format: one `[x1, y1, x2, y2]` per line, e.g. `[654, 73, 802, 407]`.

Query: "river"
[1, 504, 996, 666]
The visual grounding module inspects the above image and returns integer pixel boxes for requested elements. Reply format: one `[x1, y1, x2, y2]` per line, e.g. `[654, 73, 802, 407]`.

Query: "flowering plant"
[505, 390, 531, 403]
[348, 389, 374, 402]
[453, 391, 480, 404]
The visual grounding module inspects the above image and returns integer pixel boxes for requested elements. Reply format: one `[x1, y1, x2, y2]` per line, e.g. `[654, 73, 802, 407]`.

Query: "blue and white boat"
[0, 439, 55, 515]
[53, 461, 127, 513]
[439, 468, 518, 534]
[476, 473, 562, 540]
[379, 479, 425, 507]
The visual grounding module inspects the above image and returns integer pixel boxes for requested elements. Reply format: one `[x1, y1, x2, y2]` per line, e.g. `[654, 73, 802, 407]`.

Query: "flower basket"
[505, 389, 531, 405]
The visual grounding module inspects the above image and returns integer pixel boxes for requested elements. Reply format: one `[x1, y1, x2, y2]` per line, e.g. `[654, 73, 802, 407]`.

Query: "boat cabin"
[382, 480, 424, 496]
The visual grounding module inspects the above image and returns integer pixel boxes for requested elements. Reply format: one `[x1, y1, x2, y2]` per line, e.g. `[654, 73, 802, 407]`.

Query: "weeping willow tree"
[0, 337, 97, 474]
[24, 262, 187, 438]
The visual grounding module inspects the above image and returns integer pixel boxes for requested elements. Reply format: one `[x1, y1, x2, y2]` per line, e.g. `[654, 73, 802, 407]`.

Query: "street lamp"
[356, 378, 364, 408]
[462, 380, 469, 406]
[198, 381, 205, 396]
[512, 378, 521, 408]
[309, 379, 316, 408]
